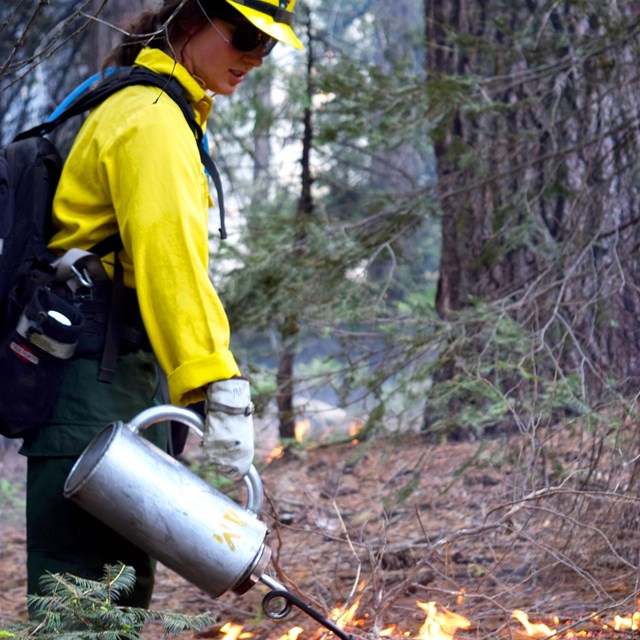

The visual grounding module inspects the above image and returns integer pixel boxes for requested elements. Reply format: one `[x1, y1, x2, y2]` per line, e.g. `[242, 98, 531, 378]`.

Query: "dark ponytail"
[102, 0, 242, 69]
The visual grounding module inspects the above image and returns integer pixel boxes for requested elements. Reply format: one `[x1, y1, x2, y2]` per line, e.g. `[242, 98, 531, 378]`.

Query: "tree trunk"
[276, 320, 298, 440]
[276, 12, 315, 441]
[426, 0, 640, 400]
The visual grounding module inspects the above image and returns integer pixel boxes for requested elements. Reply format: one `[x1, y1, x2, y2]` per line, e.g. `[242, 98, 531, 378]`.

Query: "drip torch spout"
[259, 575, 354, 640]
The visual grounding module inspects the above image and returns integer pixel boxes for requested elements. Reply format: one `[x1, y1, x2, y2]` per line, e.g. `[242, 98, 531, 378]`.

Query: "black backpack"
[0, 66, 226, 439]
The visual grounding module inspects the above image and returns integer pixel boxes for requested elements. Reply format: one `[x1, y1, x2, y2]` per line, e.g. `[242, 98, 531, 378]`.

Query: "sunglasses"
[213, 17, 277, 56]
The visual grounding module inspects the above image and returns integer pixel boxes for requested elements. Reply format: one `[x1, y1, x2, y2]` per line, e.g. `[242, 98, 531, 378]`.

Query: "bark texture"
[426, 0, 640, 396]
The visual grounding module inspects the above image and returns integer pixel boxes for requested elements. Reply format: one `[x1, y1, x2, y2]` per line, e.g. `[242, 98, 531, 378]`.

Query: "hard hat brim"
[226, 0, 304, 49]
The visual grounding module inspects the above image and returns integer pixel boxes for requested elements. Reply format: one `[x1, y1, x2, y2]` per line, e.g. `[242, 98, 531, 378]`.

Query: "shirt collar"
[133, 48, 213, 126]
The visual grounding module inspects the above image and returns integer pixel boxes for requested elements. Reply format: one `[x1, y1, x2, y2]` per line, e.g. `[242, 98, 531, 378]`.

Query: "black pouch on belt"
[0, 286, 84, 438]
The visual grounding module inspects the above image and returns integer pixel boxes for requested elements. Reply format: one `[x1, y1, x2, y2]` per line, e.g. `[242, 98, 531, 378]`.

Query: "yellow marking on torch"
[213, 532, 242, 552]
[224, 509, 248, 527]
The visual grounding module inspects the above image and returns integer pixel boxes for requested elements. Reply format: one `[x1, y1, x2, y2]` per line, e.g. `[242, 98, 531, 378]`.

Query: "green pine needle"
[0, 563, 216, 640]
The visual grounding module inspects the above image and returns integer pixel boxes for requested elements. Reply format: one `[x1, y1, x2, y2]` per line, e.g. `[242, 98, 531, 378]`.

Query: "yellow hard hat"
[224, 0, 303, 50]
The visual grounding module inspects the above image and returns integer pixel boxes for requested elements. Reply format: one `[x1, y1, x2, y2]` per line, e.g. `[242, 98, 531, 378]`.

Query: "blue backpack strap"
[47, 68, 120, 122]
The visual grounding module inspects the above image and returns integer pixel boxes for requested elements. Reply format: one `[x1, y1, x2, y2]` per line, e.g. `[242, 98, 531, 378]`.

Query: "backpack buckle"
[71, 263, 93, 288]
[70, 285, 94, 303]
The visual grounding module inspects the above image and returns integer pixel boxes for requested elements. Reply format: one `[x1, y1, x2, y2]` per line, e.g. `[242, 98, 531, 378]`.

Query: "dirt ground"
[1, 419, 639, 639]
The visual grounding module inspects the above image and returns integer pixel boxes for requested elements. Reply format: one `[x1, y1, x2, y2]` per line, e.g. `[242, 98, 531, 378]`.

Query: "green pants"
[21, 351, 168, 612]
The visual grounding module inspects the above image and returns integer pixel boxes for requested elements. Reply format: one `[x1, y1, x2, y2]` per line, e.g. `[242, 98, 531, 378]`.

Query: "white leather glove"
[201, 378, 255, 479]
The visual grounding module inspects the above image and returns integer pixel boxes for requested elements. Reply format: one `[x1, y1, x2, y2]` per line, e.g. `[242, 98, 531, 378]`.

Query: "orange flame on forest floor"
[211, 596, 640, 640]
[612, 610, 640, 631]
[512, 603, 640, 638]
[512, 610, 557, 638]
[274, 626, 305, 640]
[293, 418, 363, 445]
[348, 420, 363, 443]
[263, 444, 285, 464]
[218, 622, 254, 640]
[214, 598, 471, 640]
[416, 601, 471, 640]
[295, 419, 312, 443]
[263, 417, 365, 461]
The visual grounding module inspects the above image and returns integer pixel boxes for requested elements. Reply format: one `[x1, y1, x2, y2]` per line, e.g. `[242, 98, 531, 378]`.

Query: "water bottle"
[0, 286, 84, 438]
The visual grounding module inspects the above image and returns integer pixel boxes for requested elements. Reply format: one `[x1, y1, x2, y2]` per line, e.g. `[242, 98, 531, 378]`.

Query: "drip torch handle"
[125, 404, 263, 515]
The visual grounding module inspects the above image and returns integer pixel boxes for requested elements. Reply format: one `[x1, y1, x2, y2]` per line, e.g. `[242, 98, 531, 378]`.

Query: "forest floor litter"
[1, 416, 638, 639]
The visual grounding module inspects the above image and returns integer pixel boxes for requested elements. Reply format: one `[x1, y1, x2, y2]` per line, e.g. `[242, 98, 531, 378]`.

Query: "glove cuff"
[207, 401, 255, 416]
[206, 378, 254, 417]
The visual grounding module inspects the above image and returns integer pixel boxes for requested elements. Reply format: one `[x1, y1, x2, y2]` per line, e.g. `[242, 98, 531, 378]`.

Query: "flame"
[212, 594, 640, 639]
[294, 419, 311, 443]
[416, 601, 471, 640]
[264, 444, 285, 463]
[348, 420, 363, 443]
[274, 626, 304, 640]
[219, 622, 253, 640]
[512, 610, 557, 638]
[331, 591, 364, 629]
[613, 611, 640, 631]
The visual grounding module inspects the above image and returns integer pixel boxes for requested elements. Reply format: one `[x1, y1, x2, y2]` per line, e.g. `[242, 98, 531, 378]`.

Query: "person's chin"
[213, 81, 238, 96]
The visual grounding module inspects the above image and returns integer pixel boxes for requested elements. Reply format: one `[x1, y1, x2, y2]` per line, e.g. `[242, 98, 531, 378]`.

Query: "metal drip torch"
[64, 405, 353, 640]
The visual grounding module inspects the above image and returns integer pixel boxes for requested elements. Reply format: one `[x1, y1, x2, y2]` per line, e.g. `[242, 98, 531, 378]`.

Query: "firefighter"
[21, 0, 302, 612]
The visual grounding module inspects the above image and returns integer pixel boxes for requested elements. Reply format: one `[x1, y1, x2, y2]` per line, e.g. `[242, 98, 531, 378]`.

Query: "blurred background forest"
[4, 0, 640, 637]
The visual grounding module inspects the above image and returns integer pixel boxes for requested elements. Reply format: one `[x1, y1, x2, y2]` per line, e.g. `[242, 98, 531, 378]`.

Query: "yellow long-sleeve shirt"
[49, 48, 241, 406]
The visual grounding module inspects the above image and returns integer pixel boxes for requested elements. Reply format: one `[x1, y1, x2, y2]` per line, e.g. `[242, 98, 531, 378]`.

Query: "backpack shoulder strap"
[16, 67, 228, 240]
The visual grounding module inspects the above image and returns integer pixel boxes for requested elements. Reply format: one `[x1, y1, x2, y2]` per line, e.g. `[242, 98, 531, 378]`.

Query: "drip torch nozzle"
[259, 575, 354, 640]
